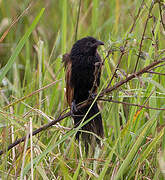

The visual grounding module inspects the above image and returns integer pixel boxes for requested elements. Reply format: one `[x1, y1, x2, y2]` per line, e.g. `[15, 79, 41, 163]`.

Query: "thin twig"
[3, 79, 61, 110]
[134, 1, 154, 72]
[99, 97, 165, 111]
[149, 62, 165, 71]
[139, 90, 155, 111]
[0, 57, 164, 156]
[145, 71, 165, 76]
[0, 3, 32, 43]
[88, 49, 112, 99]
[101, 58, 165, 96]
[159, 1, 165, 31]
[106, 0, 145, 88]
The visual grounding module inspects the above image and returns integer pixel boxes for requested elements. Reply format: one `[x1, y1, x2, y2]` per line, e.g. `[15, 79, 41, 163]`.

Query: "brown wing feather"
[62, 54, 74, 107]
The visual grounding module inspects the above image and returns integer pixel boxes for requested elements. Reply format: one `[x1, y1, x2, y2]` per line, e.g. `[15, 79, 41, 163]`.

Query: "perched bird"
[63, 36, 104, 148]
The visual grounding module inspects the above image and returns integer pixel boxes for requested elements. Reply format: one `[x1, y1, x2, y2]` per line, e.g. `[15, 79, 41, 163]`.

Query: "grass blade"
[0, 8, 45, 82]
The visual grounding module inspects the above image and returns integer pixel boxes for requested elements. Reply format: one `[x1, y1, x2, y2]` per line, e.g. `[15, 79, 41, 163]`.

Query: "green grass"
[0, 0, 165, 179]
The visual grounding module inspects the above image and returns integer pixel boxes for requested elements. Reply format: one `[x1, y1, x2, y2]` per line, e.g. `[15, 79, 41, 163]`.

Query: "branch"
[99, 98, 165, 111]
[0, 57, 164, 156]
[145, 70, 165, 76]
[101, 58, 165, 96]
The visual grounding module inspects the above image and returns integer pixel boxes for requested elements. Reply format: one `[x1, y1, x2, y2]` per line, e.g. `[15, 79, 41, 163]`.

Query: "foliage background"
[0, 0, 165, 179]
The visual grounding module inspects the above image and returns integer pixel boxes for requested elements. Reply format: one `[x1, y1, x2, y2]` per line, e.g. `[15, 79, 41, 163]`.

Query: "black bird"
[63, 36, 104, 148]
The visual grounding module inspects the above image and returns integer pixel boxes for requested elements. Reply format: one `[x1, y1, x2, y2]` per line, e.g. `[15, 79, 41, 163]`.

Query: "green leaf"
[114, 120, 154, 180]
[0, 8, 45, 83]
[98, 140, 119, 180]
[73, 159, 82, 180]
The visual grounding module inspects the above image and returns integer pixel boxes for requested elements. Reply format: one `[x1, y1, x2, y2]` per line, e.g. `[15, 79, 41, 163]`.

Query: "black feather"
[64, 36, 104, 148]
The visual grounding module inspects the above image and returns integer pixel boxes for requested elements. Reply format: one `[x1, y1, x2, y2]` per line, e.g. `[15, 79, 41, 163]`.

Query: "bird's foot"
[89, 91, 96, 99]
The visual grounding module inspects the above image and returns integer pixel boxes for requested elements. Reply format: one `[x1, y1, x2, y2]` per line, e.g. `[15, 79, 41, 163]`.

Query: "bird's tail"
[73, 102, 104, 147]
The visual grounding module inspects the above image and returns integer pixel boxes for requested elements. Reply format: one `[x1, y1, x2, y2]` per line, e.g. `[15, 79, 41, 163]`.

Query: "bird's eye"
[86, 41, 92, 46]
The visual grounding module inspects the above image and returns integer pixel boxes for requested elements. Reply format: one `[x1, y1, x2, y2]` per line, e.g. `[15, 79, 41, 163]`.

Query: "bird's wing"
[62, 53, 74, 107]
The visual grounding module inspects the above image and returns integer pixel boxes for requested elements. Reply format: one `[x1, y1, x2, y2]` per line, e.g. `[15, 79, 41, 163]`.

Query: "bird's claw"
[89, 92, 96, 99]
[91, 93, 96, 99]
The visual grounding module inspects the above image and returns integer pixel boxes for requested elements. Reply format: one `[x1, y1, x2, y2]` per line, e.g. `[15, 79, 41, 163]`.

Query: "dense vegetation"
[0, 0, 165, 179]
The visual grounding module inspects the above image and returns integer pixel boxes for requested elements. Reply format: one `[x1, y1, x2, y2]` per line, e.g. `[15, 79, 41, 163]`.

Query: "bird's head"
[71, 36, 104, 56]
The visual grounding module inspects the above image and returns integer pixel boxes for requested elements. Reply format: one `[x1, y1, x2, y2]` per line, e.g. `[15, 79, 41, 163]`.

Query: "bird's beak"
[96, 40, 104, 46]
[92, 40, 104, 47]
